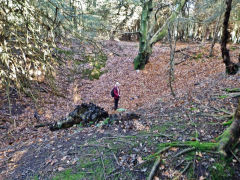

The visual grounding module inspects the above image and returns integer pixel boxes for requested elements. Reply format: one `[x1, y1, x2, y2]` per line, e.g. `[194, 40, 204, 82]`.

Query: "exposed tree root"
[222, 120, 233, 126]
[210, 114, 233, 120]
[155, 99, 240, 159]
[175, 159, 186, 168]
[158, 141, 219, 151]
[203, 106, 234, 121]
[214, 93, 240, 98]
[181, 161, 192, 175]
[147, 146, 171, 180]
[218, 98, 240, 156]
[148, 157, 161, 180]
[230, 149, 240, 163]
[224, 88, 240, 93]
[212, 107, 233, 115]
[97, 148, 107, 180]
[174, 147, 196, 158]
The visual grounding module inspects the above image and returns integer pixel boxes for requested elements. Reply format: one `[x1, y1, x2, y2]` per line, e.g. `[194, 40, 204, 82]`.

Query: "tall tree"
[218, 0, 240, 156]
[133, 0, 153, 69]
[134, 0, 188, 69]
[221, 0, 239, 75]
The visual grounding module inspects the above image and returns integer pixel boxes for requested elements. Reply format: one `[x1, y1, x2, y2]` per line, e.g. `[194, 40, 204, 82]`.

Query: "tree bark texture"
[221, 0, 239, 75]
[134, 0, 153, 70]
[168, 21, 179, 97]
[218, 98, 240, 156]
[209, 15, 221, 57]
[134, 0, 188, 70]
[218, 0, 240, 156]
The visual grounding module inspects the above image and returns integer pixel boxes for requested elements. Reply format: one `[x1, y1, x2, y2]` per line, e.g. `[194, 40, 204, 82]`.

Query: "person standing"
[113, 82, 120, 110]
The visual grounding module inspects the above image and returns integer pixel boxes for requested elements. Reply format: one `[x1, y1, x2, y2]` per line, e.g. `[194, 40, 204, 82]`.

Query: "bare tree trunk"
[168, 21, 179, 97]
[201, 25, 207, 43]
[221, 0, 238, 75]
[209, 15, 221, 57]
[218, 0, 240, 156]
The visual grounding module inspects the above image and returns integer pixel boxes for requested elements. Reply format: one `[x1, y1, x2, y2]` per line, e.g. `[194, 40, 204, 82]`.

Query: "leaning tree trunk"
[218, 99, 240, 156]
[134, 0, 188, 70]
[134, 0, 153, 70]
[221, 0, 239, 75]
[218, 0, 240, 156]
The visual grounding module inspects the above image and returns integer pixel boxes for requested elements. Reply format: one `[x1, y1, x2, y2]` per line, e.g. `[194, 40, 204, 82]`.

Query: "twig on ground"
[113, 153, 120, 166]
[211, 107, 233, 115]
[34, 123, 52, 128]
[114, 139, 132, 145]
[200, 113, 233, 120]
[230, 149, 240, 163]
[181, 161, 192, 175]
[174, 147, 196, 158]
[175, 59, 187, 65]
[156, 133, 175, 140]
[175, 47, 188, 53]
[175, 159, 186, 168]
[213, 93, 240, 98]
[100, 133, 174, 141]
[193, 154, 197, 176]
[106, 169, 123, 179]
[148, 156, 161, 180]
[186, 112, 198, 141]
[78, 144, 111, 149]
[204, 150, 221, 155]
[224, 88, 240, 93]
[142, 132, 175, 140]
[98, 149, 107, 180]
[156, 146, 171, 156]
[100, 135, 136, 140]
[145, 146, 171, 180]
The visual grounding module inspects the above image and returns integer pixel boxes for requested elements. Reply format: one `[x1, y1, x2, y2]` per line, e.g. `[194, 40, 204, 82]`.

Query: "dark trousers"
[114, 98, 119, 110]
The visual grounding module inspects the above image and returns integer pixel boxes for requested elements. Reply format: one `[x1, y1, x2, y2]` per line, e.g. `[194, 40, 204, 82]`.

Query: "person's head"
[115, 82, 120, 87]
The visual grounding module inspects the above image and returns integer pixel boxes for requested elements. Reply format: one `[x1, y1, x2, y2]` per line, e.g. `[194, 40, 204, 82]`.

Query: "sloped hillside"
[0, 41, 239, 179]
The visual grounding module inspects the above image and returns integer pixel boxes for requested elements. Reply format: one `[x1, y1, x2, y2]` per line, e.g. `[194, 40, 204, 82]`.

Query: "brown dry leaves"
[0, 41, 238, 150]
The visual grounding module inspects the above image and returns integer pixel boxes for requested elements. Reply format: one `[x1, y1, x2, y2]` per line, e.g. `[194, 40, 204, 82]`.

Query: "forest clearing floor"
[0, 41, 240, 179]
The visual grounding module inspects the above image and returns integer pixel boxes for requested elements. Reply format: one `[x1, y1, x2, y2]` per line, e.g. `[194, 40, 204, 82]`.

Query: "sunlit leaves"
[0, 0, 54, 91]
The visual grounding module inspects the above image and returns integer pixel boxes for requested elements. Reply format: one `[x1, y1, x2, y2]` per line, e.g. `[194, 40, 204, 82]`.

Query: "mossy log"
[158, 141, 219, 152]
[48, 104, 140, 131]
[49, 103, 108, 131]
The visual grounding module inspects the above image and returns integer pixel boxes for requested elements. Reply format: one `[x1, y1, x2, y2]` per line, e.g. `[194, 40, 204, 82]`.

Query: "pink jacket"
[113, 86, 120, 99]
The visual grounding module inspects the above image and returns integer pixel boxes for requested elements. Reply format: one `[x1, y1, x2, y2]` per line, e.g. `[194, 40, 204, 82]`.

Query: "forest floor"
[0, 40, 240, 180]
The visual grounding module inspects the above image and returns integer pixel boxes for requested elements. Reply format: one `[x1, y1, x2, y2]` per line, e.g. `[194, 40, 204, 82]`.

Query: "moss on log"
[49, 103, 108, 131]
[158, 141, 219, 151]
[218, 98, 240, 156]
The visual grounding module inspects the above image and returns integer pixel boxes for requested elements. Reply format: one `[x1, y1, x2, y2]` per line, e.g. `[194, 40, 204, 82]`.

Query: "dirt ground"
[0, 41, 240, 179]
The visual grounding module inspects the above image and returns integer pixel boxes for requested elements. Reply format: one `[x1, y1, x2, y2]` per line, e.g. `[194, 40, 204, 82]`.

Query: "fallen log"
[49, 103, 108, 131]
